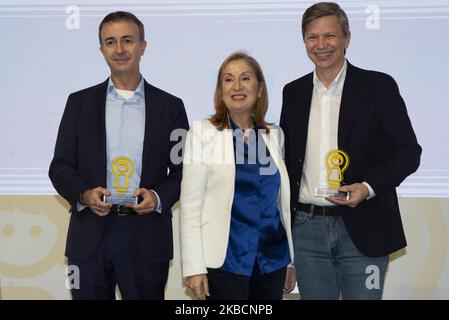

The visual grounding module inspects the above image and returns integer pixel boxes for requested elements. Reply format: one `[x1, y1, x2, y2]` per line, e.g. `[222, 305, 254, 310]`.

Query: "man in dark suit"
[49, 11, 189, 299]
[280, 2, 421, 299]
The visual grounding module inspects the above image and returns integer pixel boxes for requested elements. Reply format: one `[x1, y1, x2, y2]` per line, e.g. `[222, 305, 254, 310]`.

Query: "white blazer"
[180, 119, 294, 277]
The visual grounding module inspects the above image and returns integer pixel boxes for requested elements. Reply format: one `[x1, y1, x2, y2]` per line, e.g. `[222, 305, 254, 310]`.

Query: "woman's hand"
[186, 274, 210, 300]
[283, 266, 297, 294]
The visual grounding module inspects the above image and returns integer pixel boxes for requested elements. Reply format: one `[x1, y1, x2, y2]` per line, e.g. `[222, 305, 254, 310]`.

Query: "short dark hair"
[98, 11, 145, 44]
[301, 2, 350, 39]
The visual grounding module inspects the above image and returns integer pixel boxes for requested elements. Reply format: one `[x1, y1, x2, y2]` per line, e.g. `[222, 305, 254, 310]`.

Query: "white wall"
[0, 0, 448, 195]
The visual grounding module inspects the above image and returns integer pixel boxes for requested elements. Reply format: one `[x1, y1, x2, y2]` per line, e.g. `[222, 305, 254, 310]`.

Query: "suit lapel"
[261, 129, 282, 173]
[223, 128, 236, 187]
[92, 79, 108, 185]
[338, 62, 363, 148]
[261, 129, 290, 228]
[141, 81, 163, 181]
[298, 74, 314, 159]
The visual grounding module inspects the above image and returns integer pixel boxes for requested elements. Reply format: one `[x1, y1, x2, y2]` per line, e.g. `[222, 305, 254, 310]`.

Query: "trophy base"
[314, 187, 349, 200]
[102, 195, 138, 205]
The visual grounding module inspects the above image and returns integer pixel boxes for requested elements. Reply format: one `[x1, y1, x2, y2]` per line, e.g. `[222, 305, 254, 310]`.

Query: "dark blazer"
[49, 79, 189, 262]
[280, 61, 421, 257]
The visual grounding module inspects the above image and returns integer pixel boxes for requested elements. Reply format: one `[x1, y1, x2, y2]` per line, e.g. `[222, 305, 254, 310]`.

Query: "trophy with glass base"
[102, 156, 139, 205]
[314, 149, 350, 200]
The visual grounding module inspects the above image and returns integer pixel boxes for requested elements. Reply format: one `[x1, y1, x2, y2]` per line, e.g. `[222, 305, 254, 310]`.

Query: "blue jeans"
[293, 210, 388, 300]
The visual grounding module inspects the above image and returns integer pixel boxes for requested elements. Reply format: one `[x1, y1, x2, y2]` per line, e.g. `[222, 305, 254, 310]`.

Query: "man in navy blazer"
[49, 11, 189, 299]
[280, 2, 421, 299]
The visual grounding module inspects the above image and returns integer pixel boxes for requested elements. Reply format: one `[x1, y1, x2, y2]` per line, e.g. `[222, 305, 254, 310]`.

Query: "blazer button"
[296, 181, 299, 186]
[293, 207, 297, 212]
[298, 158, 302, 162]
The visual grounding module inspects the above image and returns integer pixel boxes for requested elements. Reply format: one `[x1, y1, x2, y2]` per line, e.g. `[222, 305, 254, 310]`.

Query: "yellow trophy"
[102, 156, 139, 205]
[314, 149, 350, 200]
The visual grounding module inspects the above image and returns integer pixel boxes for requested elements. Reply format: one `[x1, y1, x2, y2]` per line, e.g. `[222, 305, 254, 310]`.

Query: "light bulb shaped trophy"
[314, 149, 350, 200]
[103, 156, 139, 205]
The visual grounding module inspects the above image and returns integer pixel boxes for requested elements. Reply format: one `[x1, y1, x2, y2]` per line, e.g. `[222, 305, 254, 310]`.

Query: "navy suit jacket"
[49, 79, 189, 261]
[280, 62, 422, 257]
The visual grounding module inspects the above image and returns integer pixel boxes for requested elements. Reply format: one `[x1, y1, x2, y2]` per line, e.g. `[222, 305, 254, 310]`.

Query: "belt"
[297, 202, 342, 216]
[110, 205, 137, 216]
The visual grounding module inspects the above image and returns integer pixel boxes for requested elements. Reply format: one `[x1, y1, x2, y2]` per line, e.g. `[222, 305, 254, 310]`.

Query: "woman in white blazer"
[180, 52, 296, 300]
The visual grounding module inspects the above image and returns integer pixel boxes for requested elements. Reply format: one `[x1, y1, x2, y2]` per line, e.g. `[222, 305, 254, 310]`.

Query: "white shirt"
[299, 60, 374, 206]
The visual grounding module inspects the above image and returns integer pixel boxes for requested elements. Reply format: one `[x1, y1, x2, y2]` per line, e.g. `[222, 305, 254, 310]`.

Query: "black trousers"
[206, 262, 287, 300]
[67, 214, 169, 300]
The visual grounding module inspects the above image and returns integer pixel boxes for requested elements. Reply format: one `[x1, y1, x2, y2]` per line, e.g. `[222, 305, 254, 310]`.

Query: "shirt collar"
[229, 116, 259, 147]
[313, 59, 347, 95]
[229, 116, 258, 131]
[107, 76, 145, 100]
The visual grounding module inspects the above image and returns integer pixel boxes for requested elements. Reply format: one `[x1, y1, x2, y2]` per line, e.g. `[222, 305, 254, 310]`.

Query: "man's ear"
[344, 31, 351, 49]
[141, 40, 148, 56]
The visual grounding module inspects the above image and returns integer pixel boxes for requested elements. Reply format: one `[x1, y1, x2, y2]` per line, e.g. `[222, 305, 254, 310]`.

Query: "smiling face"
[221, 59, 263, 120]
[99, 20, 147, 78]
[304, 15, 350, 76]
[0, 209, 58, 267]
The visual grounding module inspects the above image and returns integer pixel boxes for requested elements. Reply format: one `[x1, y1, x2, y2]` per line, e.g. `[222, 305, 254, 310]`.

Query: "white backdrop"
[0, 0, 448, 196]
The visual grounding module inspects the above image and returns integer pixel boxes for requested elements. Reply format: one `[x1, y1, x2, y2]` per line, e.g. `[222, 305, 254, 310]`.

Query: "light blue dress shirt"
[105, 77, 145, 196]
[78, 77, 161, 212]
